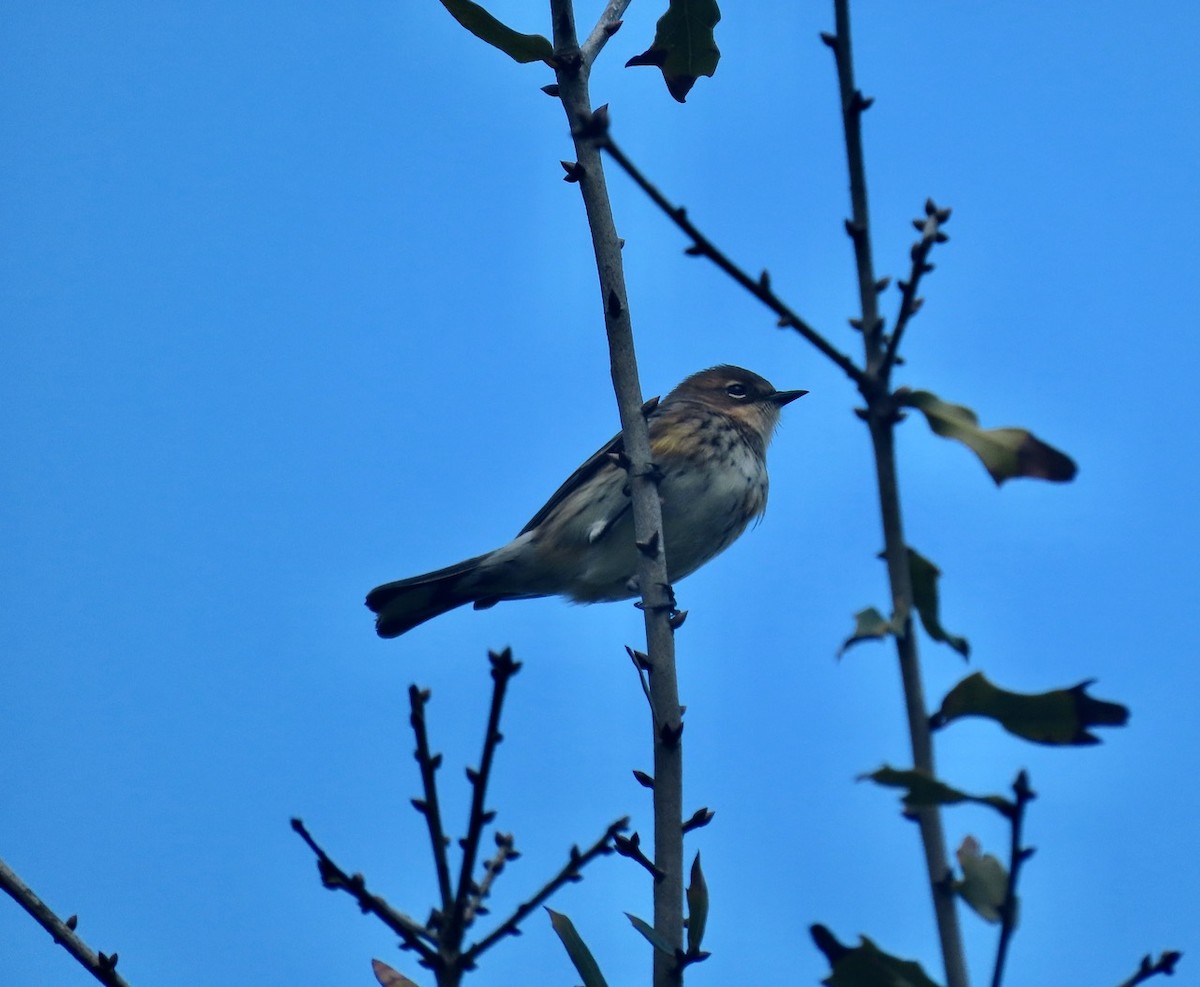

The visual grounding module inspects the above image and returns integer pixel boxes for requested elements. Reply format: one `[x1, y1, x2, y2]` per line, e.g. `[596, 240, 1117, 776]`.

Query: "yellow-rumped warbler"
[366, 365, 805, 637]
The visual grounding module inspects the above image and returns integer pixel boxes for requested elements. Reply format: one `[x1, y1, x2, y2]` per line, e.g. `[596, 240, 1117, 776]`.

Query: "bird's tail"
[365, 554, 491, 638]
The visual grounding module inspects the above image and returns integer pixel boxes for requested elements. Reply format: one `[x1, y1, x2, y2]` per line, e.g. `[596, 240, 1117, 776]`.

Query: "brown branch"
[580, 0, 631, 68]
[444, 648, 521, 952]
[882, 200, 952, 378]
[824, 4, 969, 987]
[550, 3, 685, 985]
[0, 856, 133, 987]
[1114, 951, 1184, 987]
[990, 771, 1036, 987]
[596, 128, 864, 387]
[290, 818, 439, 965]
[462, 817, 628, 964]
[408, 684, 455, 916]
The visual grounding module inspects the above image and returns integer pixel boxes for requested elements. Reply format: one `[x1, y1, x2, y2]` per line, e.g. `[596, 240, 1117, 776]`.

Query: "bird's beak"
[770, 388, 808, 406]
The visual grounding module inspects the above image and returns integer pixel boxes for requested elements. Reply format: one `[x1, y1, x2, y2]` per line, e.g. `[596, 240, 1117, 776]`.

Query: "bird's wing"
[517, 428, 624, 536]
[516, 395, 661, 537]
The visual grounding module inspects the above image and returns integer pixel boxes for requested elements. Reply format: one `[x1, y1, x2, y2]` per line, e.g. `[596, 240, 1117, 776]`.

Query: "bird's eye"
[725, 383, 749, 399]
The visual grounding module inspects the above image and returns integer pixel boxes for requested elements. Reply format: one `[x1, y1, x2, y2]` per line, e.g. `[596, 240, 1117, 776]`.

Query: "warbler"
[366, 365, 805, 637]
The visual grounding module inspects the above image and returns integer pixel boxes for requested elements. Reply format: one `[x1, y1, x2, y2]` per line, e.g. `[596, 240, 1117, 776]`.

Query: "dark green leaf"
[931, 671, 1129, 745]
[900, 389, 1077, 485]
[955, 836, 1011, 925]
[686, 852, 709, 954]
[860, 765, 1013, 816]
[810, 925, 943, 987]
[908, 548, 969, 658]
[547, 909, 610, 987]
[839, 606, 894, 656]
[626, 912, 675, 956]
[625, 0, 721, 102]
[437, 0, 553, 65]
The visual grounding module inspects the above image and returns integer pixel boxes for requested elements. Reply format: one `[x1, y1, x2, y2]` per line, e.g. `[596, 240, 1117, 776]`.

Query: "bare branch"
[290, 818, 439, 964]
[990, 770, 1036, 987]
[0, 857, 133, 987]
[823, 6, 883, 362]
[580, 0, 631, 68]
[825, 3, 968, 986]
[549, 5, 686, 984]
[462, 817, 628, 963]
[595, 126, 865, 387]
[1114, 951, 1184, 987]
[882, 200, 952, 377]
[408, 684, 454, 914]
[445, 648, 521, 948]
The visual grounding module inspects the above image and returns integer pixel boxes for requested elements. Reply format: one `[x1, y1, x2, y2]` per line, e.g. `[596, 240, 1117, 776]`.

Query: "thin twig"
[580, 0, 631, 68]
[408, 684, 455, 915]
[822, 8, 883, 362]
[825, 4, 969, 986]
[289, 818, 439, 964]
[990, 771, 1035, 987]
[614, 830, 665, 881]
[881, 200, 951, 379]
[462, 817, 628, 964]
[1113, 951, 1184, 987]
[296, 651, 626, 985]
[462, 832, 517, 927]
[550, 4, 685, 985]
[595, 128, 864, 387]
[446, 648, 521, 949]
[0, 857, 133, 987]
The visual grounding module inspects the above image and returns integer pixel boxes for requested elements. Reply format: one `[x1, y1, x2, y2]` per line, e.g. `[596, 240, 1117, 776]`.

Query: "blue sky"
[2, 3, 1197, 985]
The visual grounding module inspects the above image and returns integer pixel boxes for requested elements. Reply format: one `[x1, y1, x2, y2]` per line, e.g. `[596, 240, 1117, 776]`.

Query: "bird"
[366, 365, 805, 637]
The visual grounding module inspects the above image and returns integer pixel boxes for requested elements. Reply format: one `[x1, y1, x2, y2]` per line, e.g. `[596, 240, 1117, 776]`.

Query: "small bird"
[366, 365, 805, 637]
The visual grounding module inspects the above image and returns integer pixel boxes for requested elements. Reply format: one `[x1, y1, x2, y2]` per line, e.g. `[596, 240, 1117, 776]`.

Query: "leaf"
[371, 959, 420, 987]
[810, 925, 943, 987]
[900, 389, 1077, 485]
[838, 606, 894, 656]
[860, 765, 1013, 817]
[907, 548, 969, 658]
[437, 0, 554, 65]
[931, 671, 1129, 745]
[625, 912, 675, 956]
[955, 836, 1012, 925]
[625, 0, 721, 102]
[547, 909, 610, 987]
[686, 852, 709, 954]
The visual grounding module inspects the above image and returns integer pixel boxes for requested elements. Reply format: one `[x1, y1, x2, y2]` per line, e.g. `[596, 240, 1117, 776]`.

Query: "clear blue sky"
[3, 3, 1197, 985]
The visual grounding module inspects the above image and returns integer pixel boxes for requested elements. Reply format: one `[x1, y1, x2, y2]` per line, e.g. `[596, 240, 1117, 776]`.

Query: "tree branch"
[462, 817, 628, 964]
[290, 818, 439, 965]
[0, 857, 133, 987]
[445, 648, 521, 952]
[821, 8, 883, 365]
[1114, 951, 1184, 987]
[825, 4, 969, 986]
[990, 771, 1036, 987]
[580, 0, 631, 68]
[550, 4, 685, 984]
[882, 200, 951, 378]
[597, 128, 864, 386]
[408, 684, 455, 917]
